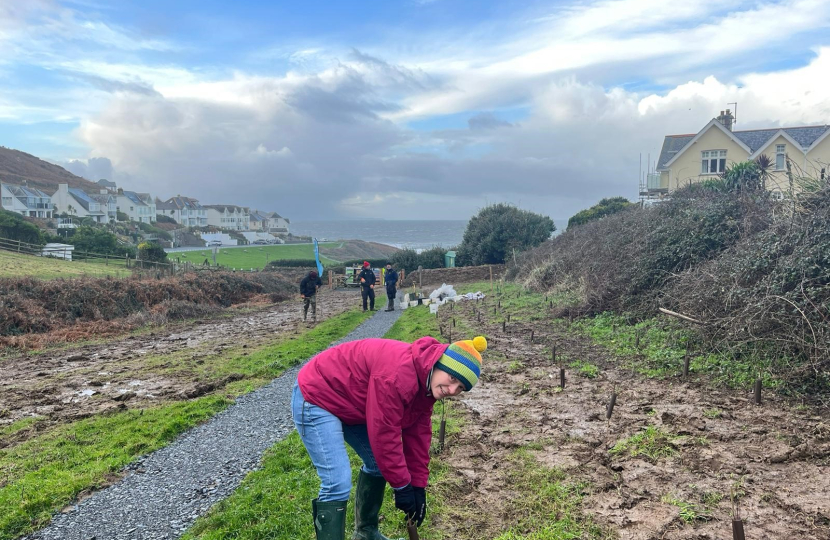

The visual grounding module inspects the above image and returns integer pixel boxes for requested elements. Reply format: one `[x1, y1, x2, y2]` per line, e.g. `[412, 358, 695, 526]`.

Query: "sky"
[2, 0, 830, 221]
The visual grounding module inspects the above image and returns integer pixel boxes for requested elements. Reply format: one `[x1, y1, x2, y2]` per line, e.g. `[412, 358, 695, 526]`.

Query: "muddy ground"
[0, 288, 362, 446]
[438, 297, 830, 540]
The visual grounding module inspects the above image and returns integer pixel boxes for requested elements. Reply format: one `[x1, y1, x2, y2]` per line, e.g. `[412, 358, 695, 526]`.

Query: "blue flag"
[313, 237, 324, 277]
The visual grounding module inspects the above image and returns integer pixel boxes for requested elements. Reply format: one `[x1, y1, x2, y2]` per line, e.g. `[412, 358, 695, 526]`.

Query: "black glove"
[413, 486, 427, 526]
[394, 485, 426, 526]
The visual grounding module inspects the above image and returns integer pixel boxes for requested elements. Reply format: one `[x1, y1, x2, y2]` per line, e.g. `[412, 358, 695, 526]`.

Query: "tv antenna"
[727, 102, 737, 126]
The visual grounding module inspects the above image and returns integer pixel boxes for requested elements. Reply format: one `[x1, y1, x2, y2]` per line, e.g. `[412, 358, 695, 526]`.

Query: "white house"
[204, 205, 251, 231]
[1, 182, 54, 218]
[156, 196, 207, 227]
[267, 212, 290, 235]
[90, 191, 117, 223]
[51, 184, 108, 223]
[116, 190, 156, 223]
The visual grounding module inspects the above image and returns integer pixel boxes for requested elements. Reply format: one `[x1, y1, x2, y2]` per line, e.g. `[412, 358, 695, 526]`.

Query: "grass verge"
[0, 251, 129, 280]
[572, 312, 783, 390]
[0, 306, 373, 540]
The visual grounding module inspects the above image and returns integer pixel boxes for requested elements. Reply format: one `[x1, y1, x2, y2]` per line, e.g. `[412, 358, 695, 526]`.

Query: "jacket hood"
[410, 336, 448, 390]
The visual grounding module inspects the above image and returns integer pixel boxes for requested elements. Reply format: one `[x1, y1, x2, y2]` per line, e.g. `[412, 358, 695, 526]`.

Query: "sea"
[289, 219, 568, 250]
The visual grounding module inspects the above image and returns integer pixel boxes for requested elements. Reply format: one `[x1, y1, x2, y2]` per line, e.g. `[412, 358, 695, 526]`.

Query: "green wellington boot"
[352, 471, 404, 540]
[313, 499, 348, 540]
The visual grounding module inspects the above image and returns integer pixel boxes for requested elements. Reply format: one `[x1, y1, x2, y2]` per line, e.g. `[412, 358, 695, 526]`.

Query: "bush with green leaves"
[0, 209, 44, 244]
[137, 241, 168, 263]
[568, 197, 632, 229]
[457, 204, 555, 266]
[155, 214, 177, 224]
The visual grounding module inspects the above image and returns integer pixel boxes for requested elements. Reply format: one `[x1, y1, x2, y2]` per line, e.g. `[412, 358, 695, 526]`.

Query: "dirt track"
[440, 298, 830, 540]
[0, 289, 361, 446]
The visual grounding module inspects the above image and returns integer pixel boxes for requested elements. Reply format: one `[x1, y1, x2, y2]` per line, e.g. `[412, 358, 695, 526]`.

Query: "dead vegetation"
[509, 176, 830, 400]
[0, 271, 295, 346]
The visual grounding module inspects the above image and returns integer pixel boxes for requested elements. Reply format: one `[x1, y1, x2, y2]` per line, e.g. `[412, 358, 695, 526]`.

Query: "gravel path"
[25, 308, 403, 540]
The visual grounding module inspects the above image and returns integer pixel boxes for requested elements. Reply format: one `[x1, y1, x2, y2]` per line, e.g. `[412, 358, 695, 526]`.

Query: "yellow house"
[648, 110, 830, 198]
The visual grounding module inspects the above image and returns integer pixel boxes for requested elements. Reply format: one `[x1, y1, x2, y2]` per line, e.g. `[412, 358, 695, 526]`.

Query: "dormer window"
[701, 150, 727, 174]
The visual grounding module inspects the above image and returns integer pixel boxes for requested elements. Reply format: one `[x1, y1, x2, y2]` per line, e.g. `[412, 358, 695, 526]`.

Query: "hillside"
[318, 239, 399, 262]
[0, 146, 100, 193]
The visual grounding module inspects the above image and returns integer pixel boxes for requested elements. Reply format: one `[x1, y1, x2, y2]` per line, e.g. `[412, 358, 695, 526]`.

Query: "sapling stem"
[559, 367, 566, 389]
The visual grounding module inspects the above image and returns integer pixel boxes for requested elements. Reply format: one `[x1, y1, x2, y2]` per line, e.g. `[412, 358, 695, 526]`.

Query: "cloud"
[76, 40, 830, 221]
[468, 112, 514, 130]
[63, 156, 114, 181]
[5, 0, 830, 221]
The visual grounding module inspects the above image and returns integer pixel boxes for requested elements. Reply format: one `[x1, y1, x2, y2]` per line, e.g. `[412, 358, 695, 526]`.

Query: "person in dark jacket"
[293, 335, 487, 540]
[356, 261, 376, 311]
[383, 262, 398, 312]
[300, 270, 323, 321]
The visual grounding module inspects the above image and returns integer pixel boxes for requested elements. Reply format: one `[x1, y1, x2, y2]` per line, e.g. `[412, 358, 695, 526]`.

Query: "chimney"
[717, 109, 734, 131]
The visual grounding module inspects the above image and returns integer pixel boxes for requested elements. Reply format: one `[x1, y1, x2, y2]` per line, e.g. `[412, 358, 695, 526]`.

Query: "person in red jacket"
[292, 335, 487, 540]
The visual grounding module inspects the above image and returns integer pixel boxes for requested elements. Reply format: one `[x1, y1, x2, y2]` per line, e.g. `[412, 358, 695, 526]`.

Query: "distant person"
[357, 261, 376, 311]
[300, 270, 323, 322]
[383, 262, 398, 312]
[292, 335, 487, 540]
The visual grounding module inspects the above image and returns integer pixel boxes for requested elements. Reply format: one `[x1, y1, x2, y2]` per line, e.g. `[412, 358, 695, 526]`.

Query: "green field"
[0, 250, 130, 279]
[172, 243, 340, 270]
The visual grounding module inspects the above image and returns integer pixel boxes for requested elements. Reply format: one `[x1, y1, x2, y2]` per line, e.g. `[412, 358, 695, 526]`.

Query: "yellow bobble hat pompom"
[472, 335, 487, 352]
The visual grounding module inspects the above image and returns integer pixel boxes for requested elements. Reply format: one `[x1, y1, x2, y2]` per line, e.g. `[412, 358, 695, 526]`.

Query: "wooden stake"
[502, 321, 506, 333]
[530, 329, 534, 343]
[635, 329, 640, 349]
[559, 367, 565, 389]
[606, 390, 617, 419]
[507, 314, 511, 322]
[754, 377, 762, 405]
[552, 344, 557, 363]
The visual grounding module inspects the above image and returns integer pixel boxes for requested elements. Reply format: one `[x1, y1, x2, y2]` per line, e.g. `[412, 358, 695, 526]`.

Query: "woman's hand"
[394, 485, 426, 526]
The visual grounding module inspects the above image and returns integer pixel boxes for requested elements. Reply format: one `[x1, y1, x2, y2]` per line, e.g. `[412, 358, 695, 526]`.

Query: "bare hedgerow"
[0, 271, 295, 337]
[511, 166, 830, 397]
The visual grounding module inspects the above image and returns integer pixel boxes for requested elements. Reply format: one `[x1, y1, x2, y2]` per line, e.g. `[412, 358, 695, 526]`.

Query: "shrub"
[0, 209, 43, 244]
[456, 204, 555, 266]
[568, 197, 632, 229]
[391, 249, 420, 273]
[137, 242, 168, 263]
[155, 214, 177, 224]
[417, 246, 446, 270]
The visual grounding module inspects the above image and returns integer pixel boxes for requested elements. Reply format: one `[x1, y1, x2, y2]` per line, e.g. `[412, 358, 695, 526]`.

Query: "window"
[2, 196, 12, 206]
[775, 144, 786, 170]
[701, 150, 727, 174]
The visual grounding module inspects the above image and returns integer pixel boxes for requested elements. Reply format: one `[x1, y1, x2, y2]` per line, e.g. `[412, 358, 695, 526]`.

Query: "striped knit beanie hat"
[435, 336, 487, 391]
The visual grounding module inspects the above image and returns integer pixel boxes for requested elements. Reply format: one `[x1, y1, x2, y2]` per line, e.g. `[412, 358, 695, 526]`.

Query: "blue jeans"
[291, 382, 383, 501]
